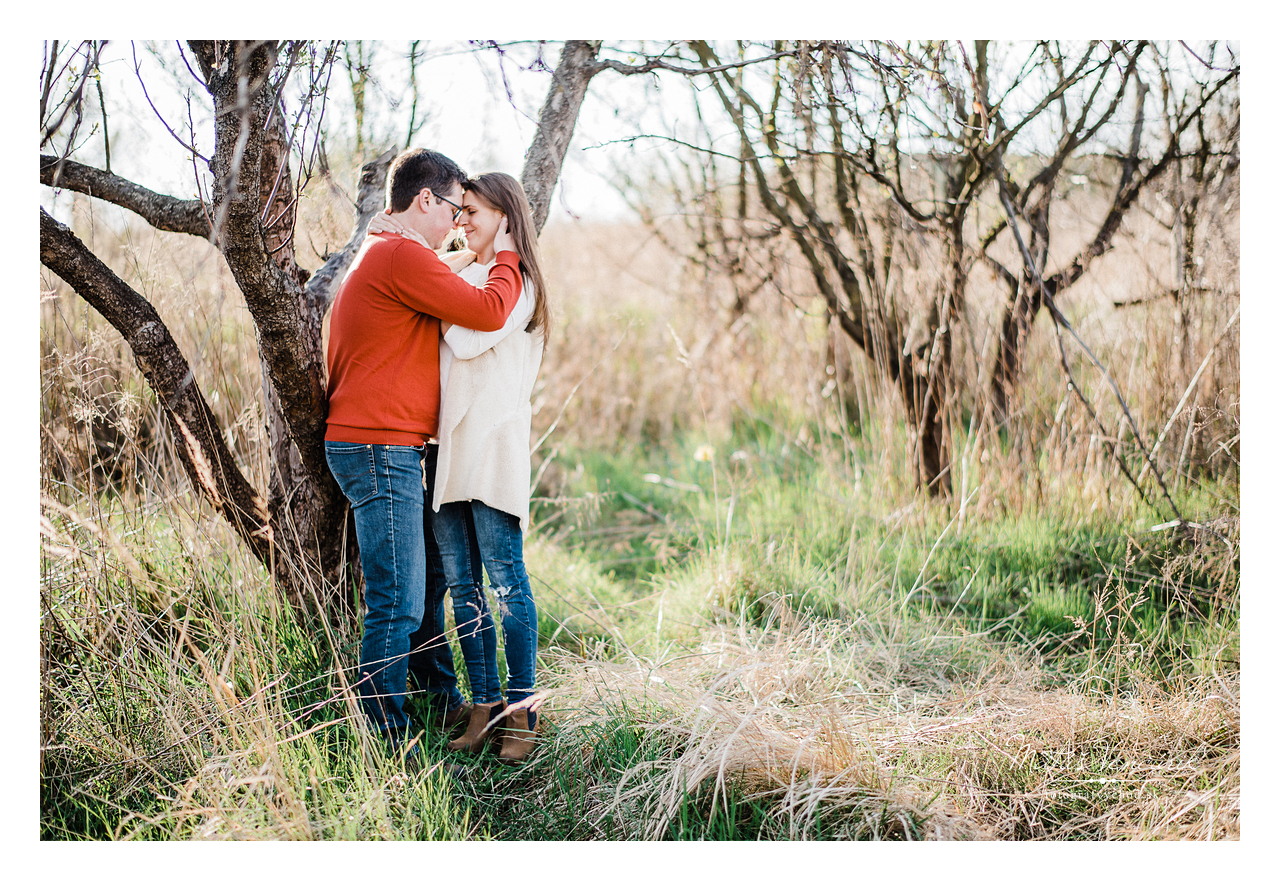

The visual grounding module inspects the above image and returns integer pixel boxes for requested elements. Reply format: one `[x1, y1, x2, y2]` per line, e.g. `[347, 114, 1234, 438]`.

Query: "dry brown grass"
[538, 608, 1239, 840]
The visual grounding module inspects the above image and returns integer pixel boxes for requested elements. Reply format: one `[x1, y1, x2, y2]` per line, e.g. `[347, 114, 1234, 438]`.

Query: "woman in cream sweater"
[369, 172, 548, 764]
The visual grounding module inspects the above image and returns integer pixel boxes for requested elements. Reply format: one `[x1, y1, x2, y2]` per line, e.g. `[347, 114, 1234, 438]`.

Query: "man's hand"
[438, 250, 477, 273]
[367, 211, 430, 250]
[492, 216, 516, 255]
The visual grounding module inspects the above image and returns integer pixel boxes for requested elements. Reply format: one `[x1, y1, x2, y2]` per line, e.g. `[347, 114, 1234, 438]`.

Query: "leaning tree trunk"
[39, 209, 275, 562]
[521, 40, 603, 233]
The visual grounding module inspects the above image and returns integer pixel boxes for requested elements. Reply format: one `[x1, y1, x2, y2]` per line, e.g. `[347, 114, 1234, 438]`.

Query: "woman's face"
[460, 191, 504, 256]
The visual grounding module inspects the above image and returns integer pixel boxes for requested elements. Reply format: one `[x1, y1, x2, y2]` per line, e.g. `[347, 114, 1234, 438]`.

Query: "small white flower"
[694, 444, 715, 462]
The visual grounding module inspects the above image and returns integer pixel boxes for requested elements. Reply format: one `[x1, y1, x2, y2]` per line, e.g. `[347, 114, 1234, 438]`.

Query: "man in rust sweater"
[324, 148, 522, 752]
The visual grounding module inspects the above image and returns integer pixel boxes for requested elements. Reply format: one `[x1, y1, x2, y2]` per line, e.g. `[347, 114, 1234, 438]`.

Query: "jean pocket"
[325, 443, 379, 507]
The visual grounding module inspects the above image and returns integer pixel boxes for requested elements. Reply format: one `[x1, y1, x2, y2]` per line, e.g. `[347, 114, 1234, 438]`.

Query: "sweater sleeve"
[443, 280, 534, 360]
[388, 237, 522, 330]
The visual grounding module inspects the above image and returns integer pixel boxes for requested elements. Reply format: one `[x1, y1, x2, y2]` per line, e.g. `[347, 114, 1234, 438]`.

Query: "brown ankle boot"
[448, 701, 505, 753]
[437, 702, 472, 736]
[497, 708, 536, 764]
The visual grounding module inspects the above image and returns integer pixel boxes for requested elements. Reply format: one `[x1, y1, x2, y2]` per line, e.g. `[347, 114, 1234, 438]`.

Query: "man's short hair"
[387, 149, 467, 213]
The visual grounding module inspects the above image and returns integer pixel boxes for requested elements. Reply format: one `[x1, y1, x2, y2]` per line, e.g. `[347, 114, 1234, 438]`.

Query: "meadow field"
[39, 158, 1239, 840]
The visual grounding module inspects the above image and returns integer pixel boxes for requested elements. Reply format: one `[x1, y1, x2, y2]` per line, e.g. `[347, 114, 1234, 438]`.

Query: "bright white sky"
[67, 40, 677, 224]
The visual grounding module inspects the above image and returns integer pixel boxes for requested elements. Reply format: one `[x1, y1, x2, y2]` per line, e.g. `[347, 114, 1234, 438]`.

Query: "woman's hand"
[492, 216, 516, 255]
[366, 211, 430, 250]
[365, 210, 402, 236]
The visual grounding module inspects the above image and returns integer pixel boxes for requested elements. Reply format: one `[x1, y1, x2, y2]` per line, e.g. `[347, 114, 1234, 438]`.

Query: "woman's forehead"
[463, 191, 496, 210]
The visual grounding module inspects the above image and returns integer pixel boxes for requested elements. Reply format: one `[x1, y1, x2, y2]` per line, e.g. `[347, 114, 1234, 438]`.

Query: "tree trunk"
[902, 365, 950, 494]
[521, 40, 603, 233]
[902, 226, 962, 497]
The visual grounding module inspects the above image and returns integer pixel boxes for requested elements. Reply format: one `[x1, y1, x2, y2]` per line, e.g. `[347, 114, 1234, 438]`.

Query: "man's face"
[420, 183, 464, 249]
[395, 182, 463, 250]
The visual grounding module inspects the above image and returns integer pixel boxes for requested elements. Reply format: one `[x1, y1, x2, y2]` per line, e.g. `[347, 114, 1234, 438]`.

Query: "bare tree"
[38, 40, 613, 624]
[982, 41, 1238, 422]
[637, 40, 1236, 497]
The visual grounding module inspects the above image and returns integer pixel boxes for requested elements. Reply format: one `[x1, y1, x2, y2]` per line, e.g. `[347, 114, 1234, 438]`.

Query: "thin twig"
[132, 42, 210, 164]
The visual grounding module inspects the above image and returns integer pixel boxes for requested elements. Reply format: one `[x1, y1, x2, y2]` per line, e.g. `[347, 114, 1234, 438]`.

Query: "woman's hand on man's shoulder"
[366, 211, 432, 251]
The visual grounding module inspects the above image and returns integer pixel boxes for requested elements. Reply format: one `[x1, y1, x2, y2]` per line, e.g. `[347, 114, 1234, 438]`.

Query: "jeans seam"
[475, 509, 500, 702]
[382, 446, 397, 694]
[464, 508, 495, 704]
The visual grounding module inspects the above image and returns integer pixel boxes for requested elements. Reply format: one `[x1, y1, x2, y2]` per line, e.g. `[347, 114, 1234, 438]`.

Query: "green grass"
[40, 422, 1239, 840]
[532, 424, 1236, 681]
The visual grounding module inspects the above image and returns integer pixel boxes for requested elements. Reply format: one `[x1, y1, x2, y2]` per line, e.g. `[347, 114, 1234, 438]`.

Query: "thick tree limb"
[522, 40, 603, 233]
[40, 207, 272, 562]
[40, 155, 211, 239]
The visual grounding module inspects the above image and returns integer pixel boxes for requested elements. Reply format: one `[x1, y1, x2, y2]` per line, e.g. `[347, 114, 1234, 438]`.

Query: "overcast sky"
[55, 40, 685, 225]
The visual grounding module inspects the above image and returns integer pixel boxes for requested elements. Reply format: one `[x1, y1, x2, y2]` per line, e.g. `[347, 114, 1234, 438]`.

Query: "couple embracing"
[323, 148, 547, 765]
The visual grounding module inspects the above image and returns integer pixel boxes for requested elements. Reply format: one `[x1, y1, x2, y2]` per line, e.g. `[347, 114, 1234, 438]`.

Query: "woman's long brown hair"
[464, 173, 550, 338]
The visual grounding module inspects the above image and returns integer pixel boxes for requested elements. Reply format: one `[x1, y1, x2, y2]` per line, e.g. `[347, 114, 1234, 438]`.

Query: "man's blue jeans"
[432, 501, 538, 707]
[325, 441, 465, 735]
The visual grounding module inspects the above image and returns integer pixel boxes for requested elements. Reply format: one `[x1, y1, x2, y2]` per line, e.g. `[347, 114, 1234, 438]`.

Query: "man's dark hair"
[387, 149, 466, 213]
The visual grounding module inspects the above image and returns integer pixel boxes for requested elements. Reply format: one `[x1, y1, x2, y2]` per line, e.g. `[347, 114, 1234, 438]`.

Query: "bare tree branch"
[992, 173, 1182, 522]
[1042, 64, 1238, 298]
[590, 48, 796, 78]
[40, 41, 104, 149]
[39, 154, 211, 238]
[40, 207, 273, 562]
[131, 41, 210, 164]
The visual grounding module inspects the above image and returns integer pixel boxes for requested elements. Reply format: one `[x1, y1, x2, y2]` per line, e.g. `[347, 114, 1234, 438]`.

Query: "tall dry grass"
[533, 611, 1238, 840]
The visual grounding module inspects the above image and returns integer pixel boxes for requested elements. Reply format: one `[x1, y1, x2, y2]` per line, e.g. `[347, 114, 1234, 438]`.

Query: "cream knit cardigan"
[432, 258, 544, 532]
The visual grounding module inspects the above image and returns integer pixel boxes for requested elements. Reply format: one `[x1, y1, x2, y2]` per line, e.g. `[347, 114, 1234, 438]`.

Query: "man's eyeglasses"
[434, 192, 464, 223]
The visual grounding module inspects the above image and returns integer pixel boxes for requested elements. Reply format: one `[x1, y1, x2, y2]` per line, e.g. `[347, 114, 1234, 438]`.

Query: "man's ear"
[417, 188, 432, 211]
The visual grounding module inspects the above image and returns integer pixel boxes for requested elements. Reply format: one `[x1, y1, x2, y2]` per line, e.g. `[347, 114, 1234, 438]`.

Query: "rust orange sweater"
[325, 234, 522, 444]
